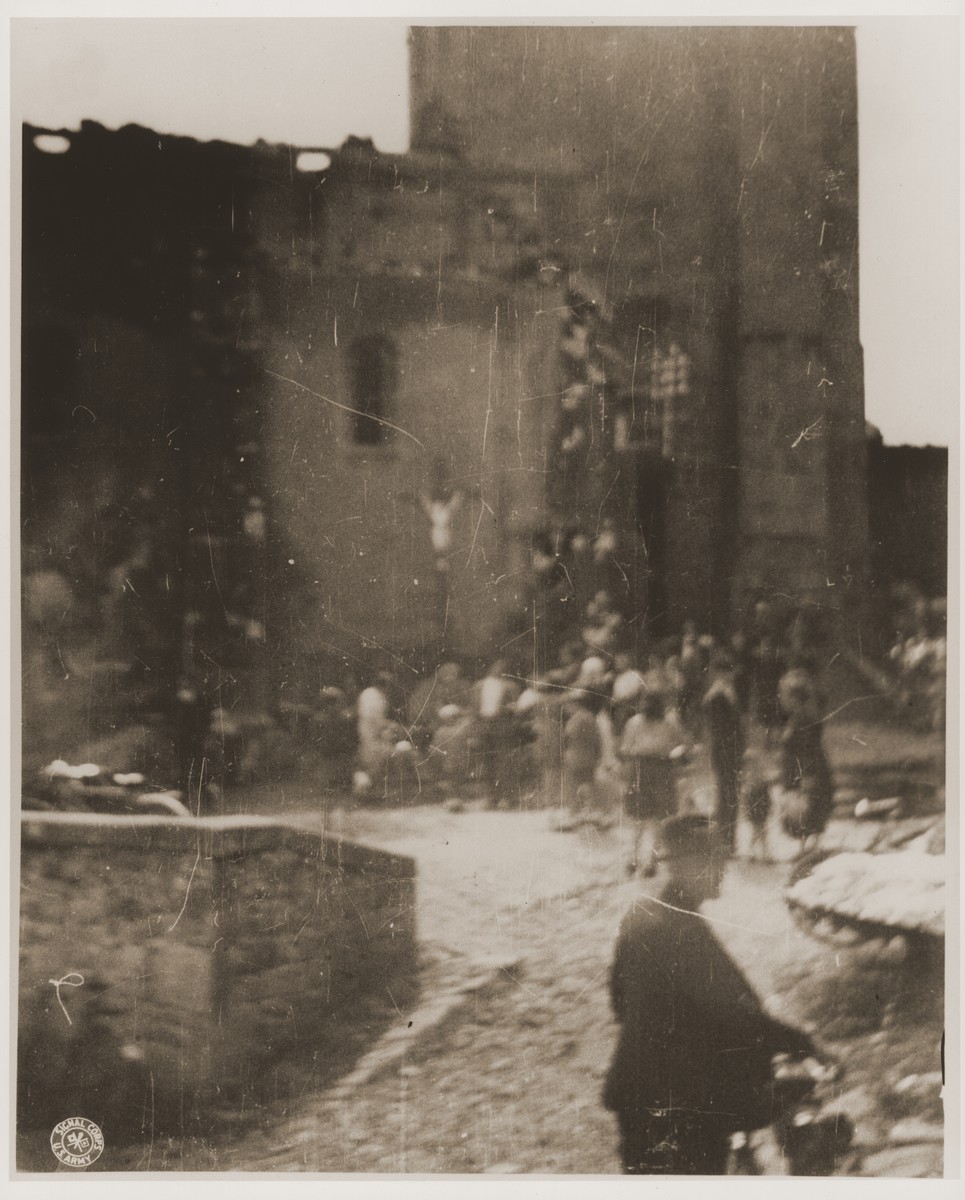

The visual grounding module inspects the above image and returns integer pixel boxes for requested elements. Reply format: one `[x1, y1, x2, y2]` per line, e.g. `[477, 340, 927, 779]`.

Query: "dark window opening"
[349, 335, 398, 445]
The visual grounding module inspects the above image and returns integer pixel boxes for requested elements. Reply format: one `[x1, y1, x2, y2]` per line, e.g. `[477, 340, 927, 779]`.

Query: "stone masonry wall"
[18, 813, 416, 1136]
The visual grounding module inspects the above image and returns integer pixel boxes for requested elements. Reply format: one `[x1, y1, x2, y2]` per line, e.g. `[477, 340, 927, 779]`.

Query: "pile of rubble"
[785, 822, 944, 940]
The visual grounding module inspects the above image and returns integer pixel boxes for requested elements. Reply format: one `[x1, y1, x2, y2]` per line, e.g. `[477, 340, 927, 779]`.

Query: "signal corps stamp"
[50, 1117, 104, 1168]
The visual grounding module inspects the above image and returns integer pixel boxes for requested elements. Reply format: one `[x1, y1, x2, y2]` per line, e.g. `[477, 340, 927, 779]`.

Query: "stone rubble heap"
[785, 840, 944, 939]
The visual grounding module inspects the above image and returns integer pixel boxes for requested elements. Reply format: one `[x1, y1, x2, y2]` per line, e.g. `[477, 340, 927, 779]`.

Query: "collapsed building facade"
[21, 24, 868, 714]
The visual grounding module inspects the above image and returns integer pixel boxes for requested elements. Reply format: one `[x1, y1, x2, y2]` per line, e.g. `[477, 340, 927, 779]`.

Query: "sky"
[9, 12, 960, 448]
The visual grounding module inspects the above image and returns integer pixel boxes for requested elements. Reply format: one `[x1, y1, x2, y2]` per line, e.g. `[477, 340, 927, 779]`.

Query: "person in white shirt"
[474, 658, 521, 808]
[356, 677, 390, 774]
[619, 692, 689, 874]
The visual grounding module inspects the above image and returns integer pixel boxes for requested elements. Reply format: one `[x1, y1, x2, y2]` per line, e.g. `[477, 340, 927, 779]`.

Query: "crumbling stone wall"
[18, 813, 416, 1137]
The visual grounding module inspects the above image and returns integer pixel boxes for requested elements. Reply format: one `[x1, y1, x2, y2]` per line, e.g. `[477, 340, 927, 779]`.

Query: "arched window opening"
[349, 335, 399, 445]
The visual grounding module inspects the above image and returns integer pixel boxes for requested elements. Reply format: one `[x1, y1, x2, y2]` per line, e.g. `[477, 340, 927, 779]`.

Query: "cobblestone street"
[101, 718, 945, 1177]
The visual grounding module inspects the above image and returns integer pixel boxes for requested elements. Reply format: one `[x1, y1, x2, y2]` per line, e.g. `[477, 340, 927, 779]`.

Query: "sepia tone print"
[16, 22, 948, 1178]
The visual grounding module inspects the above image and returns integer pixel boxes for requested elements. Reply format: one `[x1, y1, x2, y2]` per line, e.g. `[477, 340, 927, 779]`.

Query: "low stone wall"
[18, 812, 416, 1135]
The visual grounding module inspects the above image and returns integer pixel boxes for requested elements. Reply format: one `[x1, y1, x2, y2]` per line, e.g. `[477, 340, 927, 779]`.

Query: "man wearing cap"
[602, 814, 815, 1174]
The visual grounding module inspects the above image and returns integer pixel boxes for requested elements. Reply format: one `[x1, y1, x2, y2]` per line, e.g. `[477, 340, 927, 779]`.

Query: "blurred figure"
[752, 597, 781, 642]
[546, 640, 585, 689]
[433, 701, 475, 798]
[618, 692, 688, 875]
[610, 652, 646, 734]
[509, 683, 542, 803]
[353, 713, 419, 805]
[602, 814, 816, 1175]
[592, 517, 631, 610]
[778, 655, 826, 720]
[555, 688, 606, 831]
[314, 686, 358, 792]
[407, 661, 469, 728]
[22, 549, 74, 686]
[777, 664, 834, 850]
[642, 644, 675, 704]
[574, 653, 611, 693]
[740, 747, 773, 862]
[750, 631, 786, 745]
[356, 674, 391, 776]
[676, 621, 706, 738]
[406, 661, 470, 780]
[789, 604, 828, 661]
[582, 589, 624, 656]
[702, 652, 745, 855]
[531, 682, 567, 808]
[474, 657, 521, 809]
[381, 728, 421, 804]
[729, 630, 752, 714]
[658, 641, 685, 715]
[889, 594, 947, 734]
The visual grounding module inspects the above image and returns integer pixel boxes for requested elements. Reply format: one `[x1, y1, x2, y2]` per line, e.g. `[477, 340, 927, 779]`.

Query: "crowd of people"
[886, 585, 947, 735]
[23, 518, 896, 1178]
[293, 595, 844, 1176]
[293, 592, 836, 870]
[22, 503, 840, 870]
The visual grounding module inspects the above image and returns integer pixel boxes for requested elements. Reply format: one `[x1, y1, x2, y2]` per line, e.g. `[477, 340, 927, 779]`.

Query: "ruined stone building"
[21, 25, 868, 709]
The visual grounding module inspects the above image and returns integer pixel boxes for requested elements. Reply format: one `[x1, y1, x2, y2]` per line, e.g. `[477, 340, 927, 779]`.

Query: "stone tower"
[409, 25, 869, 638]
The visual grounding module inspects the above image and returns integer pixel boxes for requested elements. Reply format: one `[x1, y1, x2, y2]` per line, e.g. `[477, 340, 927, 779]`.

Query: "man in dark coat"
[603, 815, 815, 1175]
[751, 632, 786, 744]
[777, 663, 835, 844]
[702, 653, 746, 854]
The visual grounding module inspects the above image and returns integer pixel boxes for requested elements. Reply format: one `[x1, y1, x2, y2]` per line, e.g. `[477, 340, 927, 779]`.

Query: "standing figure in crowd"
[474, 657, 521, 809]
[433, 702, 474, 799]
[592, 517, 631, 612]
[582, 589, 624, 656]
[546, 640, 585, 689]
[643, 643, 674, 702]
[702, 652, 746, 855]
[315, 686, 358, 793]
[729, 630, 753, 714]
[407, 660, 470, 772]
[356, 673, 391, 779]
[740, 746, 773, 862]
[556, 687, 606, 831]
[676, 621, 706, 738]
[574, 654, 619, 797]
[530, 682, 561, 807]
[602, 814, 817, 1175]
[751, 631, 786, 745]
[610, 652, 646, 735]
[618, 692, 688, 875]
[354, 670, 407, 795]
[777, 662, 834, 849]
